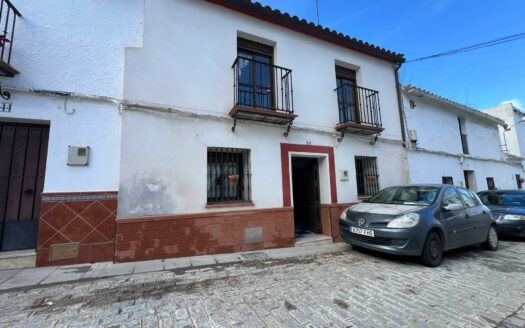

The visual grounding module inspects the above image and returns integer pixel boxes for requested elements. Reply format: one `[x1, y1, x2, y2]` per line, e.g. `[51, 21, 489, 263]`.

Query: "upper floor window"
[207, 147, 251, 203]
[458, 117, 469, 154]
[335, 66, 357, 124]
[236, 38, 274, 110]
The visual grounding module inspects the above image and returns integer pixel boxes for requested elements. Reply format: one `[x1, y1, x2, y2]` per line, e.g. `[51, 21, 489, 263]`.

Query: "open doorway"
[291, 158, 321, 239]
[463, 170, 477, 191]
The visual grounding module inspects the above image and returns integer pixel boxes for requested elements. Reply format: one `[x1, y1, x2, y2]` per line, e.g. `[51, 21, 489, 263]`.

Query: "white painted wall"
[0, 93, 121, 192]
[9, 0, 143, 98]
[0, 0, 144, 192]
[483, 104, 525, 159]
[403, 93, 502, 160]
[123, 0, 403, 141]
[408, 151, 520, 191]
[118, 0, 409, 217]
[118, 109, 408, 217]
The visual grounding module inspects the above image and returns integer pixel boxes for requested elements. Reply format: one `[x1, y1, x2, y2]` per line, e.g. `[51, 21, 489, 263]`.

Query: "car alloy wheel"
[482, 226, 498, 251]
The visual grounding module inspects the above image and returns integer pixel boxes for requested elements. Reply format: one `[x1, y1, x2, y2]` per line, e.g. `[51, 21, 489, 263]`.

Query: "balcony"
[334, 84, 383, 136]
[231, 56, 296, 132]
[0, 0, 21, 77]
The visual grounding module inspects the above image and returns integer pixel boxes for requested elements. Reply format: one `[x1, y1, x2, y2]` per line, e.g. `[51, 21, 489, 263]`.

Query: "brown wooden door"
[0, 122, 49, 251]
[292, 158, 321, 234]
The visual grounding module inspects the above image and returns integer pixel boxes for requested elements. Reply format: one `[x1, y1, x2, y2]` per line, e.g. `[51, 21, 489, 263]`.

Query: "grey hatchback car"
[340, 185, 498, 267]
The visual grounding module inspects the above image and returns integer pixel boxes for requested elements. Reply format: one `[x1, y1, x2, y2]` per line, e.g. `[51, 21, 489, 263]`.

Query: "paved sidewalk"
[0, 241, 524, 327]
[0, 243, 350, 291]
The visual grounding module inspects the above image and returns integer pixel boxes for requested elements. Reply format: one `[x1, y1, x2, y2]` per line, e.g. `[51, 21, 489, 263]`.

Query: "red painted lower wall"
[322, 203, 357, 242]
[36, 191, 117, 267]
[114, 207, 294, 262]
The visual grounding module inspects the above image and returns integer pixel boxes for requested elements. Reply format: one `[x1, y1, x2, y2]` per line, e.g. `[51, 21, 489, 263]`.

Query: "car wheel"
[481, 225, 498, 251]
[420, 232, 443, 267]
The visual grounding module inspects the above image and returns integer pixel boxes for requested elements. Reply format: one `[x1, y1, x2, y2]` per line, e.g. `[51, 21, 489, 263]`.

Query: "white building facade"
[483, 103, 525, 178]
[0, 0, 143, 266]
[114, 0, 409, 262]
[403, 86, 523, 191]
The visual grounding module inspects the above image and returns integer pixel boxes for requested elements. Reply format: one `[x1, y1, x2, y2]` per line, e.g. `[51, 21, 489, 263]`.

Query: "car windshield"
[367, 186, 440, 206]
[478, 192, 525, 206]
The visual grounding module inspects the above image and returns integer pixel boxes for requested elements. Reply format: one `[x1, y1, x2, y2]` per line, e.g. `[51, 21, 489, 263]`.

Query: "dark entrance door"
[291, 158, 321, 235]
[0, 122, 49, 251]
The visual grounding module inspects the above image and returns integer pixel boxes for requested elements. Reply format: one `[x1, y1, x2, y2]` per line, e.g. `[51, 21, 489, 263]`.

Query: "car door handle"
[464, 214, 470, 218]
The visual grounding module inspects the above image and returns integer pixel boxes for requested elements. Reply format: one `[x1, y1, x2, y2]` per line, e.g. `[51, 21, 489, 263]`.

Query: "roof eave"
[205, 0, 405, 64]
[403, 85, 506, 127]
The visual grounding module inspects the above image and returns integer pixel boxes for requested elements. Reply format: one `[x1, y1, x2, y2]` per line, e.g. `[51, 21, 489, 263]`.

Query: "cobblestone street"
[0, 241, 524, 328]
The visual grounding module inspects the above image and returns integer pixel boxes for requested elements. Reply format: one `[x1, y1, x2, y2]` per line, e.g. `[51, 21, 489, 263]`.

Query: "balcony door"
[237, 38, 274, 110]
[335, 66, 358, 124]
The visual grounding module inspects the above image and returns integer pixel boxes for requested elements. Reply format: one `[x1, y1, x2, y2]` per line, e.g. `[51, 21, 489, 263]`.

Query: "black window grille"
[442, 176, 454, 185]
[486, 177, 495, 190]
[207, 148, 251, 203]
[355, 156, 379, 197]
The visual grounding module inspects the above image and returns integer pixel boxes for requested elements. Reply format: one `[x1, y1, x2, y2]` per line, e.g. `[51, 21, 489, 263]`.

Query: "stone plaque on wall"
[49, 242, 79, 260]
[245, 227, 264, 244]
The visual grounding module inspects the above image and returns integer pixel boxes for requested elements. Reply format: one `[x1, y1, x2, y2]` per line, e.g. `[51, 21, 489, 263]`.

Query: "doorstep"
[295, 232, 333, 247]
[0, 249, 36, 270]
[0, 243, 351, 291]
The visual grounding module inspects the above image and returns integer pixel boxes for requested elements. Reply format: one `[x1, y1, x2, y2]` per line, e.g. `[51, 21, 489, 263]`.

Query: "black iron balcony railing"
[232, 56, 294, 114]
[0, 0, 21, 77]
[335, 83, 382, 127]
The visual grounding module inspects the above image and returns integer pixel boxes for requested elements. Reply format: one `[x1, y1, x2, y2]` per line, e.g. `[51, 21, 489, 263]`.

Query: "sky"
[256, 0, 525, 110]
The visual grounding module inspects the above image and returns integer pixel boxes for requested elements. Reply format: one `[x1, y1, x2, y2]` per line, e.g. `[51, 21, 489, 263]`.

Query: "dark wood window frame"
[335, 66, 358, 124]
[236, 38, 275, 111]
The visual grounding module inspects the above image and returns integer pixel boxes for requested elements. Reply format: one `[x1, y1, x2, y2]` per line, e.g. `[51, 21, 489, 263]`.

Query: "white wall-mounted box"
[68, 146, 90, 166]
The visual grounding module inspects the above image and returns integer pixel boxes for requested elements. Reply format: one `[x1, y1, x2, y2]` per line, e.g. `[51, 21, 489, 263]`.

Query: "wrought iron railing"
[335, 84, 382, 127]
[0, 0, 21, 70]
[232, 56, 294, 114]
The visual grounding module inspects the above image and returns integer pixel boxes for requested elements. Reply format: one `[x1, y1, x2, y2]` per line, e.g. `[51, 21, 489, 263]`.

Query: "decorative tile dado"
[41, 192, 118, 202]
[36, 191, 118, 267]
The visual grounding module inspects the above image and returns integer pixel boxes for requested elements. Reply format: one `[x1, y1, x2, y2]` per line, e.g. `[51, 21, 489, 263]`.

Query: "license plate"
[351, 227, 374, 237]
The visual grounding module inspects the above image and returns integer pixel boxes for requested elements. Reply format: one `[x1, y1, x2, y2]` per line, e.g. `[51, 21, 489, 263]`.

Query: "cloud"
[500, 99, 523, 109]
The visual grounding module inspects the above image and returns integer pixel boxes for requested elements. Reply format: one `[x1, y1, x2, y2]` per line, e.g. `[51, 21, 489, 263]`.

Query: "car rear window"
[478, 192, 525, 206]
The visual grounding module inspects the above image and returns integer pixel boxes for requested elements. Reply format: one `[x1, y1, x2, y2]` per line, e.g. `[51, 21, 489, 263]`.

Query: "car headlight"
[387, 213, 420, 228]
[340, 209, 348, 221]
[503, 214, 525, 221]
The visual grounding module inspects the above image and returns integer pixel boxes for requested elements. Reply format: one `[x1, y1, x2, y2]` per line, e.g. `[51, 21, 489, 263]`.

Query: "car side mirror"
[443, 203, 463, 211]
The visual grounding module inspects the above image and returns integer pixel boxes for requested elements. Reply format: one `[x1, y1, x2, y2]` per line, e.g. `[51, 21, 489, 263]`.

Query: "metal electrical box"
[67, 146, 90, 166]
[409, 129, 418, 143]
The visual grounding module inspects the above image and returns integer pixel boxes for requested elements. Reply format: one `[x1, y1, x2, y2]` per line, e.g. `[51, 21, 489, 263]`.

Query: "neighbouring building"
[402, 85, 523, 191]
[483, 103, 525, 182]
[0, 0, 143, 266]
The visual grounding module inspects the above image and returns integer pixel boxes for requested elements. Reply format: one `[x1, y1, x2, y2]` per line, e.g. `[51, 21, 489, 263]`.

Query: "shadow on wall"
[118, 170, 177, 217]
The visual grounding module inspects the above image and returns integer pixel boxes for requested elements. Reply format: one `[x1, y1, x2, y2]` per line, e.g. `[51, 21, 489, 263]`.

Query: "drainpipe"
[394, 61, 411, 185]
[394, 62, 407, 147]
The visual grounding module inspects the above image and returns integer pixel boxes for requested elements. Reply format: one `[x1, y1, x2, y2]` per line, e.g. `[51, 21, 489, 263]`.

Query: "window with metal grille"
[442, 176, 454, 185]
[486, 177, 495, 190]
[207, 148, 251, 203]
[355, 156, 379, 197]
